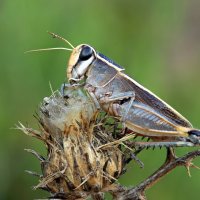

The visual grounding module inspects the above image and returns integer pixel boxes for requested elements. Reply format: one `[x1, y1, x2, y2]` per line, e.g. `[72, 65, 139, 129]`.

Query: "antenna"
[47, 31, 74, 49]
[24, 47, 72, 54]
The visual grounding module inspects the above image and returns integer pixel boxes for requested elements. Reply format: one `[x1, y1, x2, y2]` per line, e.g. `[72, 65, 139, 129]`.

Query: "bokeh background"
[1, 0, 200, 199]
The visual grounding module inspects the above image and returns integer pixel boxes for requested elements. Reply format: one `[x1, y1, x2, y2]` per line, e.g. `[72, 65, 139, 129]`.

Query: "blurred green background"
[1, 0, 200, 199]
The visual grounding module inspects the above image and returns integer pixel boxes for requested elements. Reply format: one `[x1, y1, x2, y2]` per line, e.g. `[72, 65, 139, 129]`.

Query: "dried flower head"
[19, 89, 133, 199]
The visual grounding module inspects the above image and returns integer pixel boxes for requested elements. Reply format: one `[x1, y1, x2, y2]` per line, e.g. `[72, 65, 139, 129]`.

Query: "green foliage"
[1, 0, 200, 199]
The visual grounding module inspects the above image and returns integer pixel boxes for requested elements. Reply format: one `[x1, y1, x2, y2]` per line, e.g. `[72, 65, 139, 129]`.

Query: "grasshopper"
[28, 32, 200, 147]
[64, 42, 200, 146]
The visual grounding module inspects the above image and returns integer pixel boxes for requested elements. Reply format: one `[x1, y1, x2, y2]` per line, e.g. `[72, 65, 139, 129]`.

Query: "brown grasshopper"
[63, 42, 200, 147]
[28, 32, 200, 147]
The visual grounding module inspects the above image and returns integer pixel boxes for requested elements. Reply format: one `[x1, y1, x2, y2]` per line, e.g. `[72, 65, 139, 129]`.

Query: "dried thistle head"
[19, 89, 132, 199]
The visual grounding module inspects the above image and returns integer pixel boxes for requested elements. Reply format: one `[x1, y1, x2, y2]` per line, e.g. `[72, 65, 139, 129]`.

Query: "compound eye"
[79, 46, 93, 61]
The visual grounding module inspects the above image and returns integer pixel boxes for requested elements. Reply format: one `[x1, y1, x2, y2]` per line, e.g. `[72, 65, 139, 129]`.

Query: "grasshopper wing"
[116, 73, 193, 137]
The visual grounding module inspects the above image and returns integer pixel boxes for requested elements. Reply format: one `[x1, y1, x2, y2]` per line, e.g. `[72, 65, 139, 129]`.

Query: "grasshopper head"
[67, 44, 96, 83]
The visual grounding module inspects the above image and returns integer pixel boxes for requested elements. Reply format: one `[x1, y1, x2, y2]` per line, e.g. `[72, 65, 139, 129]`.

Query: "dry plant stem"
[112, 149, 200, 200]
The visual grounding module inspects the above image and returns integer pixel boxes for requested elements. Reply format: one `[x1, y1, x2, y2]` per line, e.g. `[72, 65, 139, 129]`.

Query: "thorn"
[25, 170, 43, 178]
[184, 159, 200, 177]
[191, 163, 200, 170]
[24, 149, 45, 161]
[141, 136, 146, 140]
[133, 135, 138, 139]
[185, 163, 192, 177]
